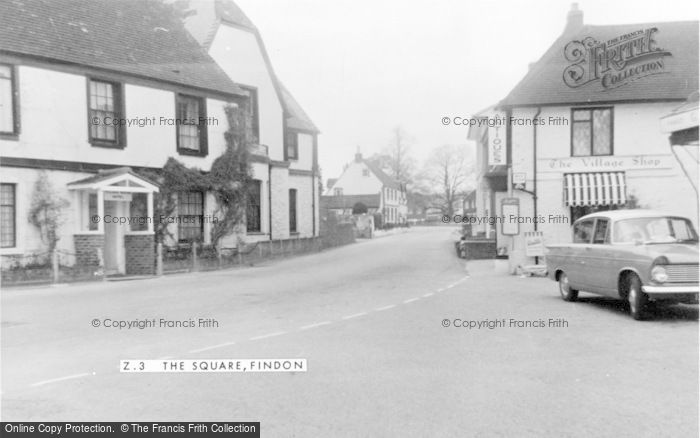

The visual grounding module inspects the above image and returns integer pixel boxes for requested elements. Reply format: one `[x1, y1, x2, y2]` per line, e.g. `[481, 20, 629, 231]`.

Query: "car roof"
[576, 209, 691, 222]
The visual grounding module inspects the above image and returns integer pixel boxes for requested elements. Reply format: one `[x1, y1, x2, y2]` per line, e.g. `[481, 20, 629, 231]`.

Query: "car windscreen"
[612, 217, 699, 243]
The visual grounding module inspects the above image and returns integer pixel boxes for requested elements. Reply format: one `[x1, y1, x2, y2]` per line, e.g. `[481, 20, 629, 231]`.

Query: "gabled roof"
[68, 167, 160, 191]
[280, 82, 320, 133]
[363, 159, 403, 191]
[0, 0, 245, 97]
[500, 20, 699, 107]
[321, 194, 381, 210]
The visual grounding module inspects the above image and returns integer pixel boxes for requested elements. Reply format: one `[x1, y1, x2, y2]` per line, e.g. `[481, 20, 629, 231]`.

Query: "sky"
[236, 0, 699, 180]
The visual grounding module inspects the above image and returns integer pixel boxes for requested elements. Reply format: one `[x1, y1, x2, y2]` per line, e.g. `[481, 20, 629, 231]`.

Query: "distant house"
[322, 152, 407, 225]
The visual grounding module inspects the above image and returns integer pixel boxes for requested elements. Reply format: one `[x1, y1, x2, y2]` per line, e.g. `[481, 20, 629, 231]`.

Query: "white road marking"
[436, 288, 445, 293]
[188, 342, 236, 353]
[342, 312, 368, 320]
[422, 292, 434, 298]
[157, 355, 174, 360]
[375, 304, 396, 311]
[249, 331, 287, 341]
[299, 321, 332, 331]
[403, 298, 419, 304]
[30, 373, 91, 387]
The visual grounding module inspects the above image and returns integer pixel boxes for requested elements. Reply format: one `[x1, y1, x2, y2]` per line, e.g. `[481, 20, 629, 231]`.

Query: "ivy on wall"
[139, 103, 254, 249]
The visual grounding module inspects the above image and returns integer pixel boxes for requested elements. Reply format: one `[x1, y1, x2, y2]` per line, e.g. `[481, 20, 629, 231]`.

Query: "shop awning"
[563, 172, 626, 207]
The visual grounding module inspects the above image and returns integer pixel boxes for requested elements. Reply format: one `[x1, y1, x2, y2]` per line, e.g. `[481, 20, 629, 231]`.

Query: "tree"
[420, 144, 475, 216]
[367, 126, 416, 185]
[28, 172, 69, 254]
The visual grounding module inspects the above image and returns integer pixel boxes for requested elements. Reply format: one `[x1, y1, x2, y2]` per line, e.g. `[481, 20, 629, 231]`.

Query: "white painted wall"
[324, 160, 382, 196]
[290, 132, 313, 171]
[208, 24, 284, 160]
[0, 65, 232, 169]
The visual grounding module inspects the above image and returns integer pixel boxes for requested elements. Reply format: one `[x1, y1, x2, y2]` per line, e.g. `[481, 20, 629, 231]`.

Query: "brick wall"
[125, 234, 155, 276]
[74, 234, 105, 266]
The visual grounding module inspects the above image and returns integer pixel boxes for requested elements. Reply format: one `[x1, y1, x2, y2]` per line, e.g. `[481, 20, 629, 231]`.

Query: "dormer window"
[286, 131, 298, 160]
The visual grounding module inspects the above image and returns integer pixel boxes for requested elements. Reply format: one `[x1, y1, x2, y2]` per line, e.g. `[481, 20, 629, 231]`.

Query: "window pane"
[572, 122, 591, 156]
[573, 219, 593, 243]
[593, 219, 608, 244]
[247, 181, 261, 232]
[89, 80, 119, 142]
[88, 193, 98, 231]
[573, 109, 591, 121]
[0, 66, 14, 132]
[1, 184, 16, 248]
[178, 191, 203, 242]
[178, 96, 201, 151]
[592, 109, 611, 155]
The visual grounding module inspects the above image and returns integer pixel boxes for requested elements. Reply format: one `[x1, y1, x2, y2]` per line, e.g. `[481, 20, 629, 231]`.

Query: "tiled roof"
[363, 160, 402, 190]
[67, 166, 159, 188]
[280, 82, 320, 133]
[321, 194, 381, 209]
[500, 21, 699, 107]
[0, 0, 245, 97]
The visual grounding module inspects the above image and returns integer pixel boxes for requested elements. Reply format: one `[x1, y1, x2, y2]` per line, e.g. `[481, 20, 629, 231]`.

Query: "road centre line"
[342, 312, 368, 320]
[374, 304, 396, 311]
[30, 373, 92, 387]
[249, 331, 287, 341]
[299, 321, 332, 331]
[403, 298, 419, 304]
[188, 342, 237, 353]
[422, 292, 434, 298]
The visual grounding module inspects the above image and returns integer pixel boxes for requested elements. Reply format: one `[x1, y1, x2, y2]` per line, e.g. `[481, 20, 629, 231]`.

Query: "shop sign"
[501, 198, 519, 236]
[525, 231, 545, 257]
[539, 154, 674, 173]
[563, 27, 672, 90]
[488, 112, 507, 166]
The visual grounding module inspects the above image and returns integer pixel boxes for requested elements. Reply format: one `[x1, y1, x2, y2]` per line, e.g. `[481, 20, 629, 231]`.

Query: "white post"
[146, 191, 154, 233]
[96, 190, 105, 233]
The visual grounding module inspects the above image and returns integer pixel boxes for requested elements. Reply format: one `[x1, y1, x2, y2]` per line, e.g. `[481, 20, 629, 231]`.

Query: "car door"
[568, 218, 595, 290]
[584, 218, 618, 295]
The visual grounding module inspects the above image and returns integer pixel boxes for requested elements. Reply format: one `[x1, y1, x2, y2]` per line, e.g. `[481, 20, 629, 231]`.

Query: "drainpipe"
[312, 134, 318, 236]
[532, 107, 541, 264]
[268, 163, 273, 240]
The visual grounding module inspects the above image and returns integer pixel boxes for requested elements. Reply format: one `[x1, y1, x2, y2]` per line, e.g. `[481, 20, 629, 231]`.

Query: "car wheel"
[558, 273, 578, 302]
[627, 275, 649, 320]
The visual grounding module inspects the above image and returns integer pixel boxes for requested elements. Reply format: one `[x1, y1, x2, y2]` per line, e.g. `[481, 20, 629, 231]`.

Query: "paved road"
[1, 227, 698, 437]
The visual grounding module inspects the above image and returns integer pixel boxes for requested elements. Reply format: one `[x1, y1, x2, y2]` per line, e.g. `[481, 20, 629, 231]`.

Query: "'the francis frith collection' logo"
[563, 27, 671, 90]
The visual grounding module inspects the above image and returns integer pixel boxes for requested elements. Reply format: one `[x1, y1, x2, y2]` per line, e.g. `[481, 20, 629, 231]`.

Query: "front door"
[103, 200, 126, 275]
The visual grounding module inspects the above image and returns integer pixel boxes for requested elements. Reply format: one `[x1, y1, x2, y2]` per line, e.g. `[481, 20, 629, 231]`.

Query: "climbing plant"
[139, 103, 254, 249]
[28, 171, 70, 254]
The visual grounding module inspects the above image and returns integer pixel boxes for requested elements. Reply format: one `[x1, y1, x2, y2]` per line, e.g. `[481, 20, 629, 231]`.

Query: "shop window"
[247, 180, 261, 233]
[572, 108, 612, 156]
[88, 79, 125, 147]
[178, 191, 203, 242]
[176, 94, 208, 156]
[1, 183, 16, 248]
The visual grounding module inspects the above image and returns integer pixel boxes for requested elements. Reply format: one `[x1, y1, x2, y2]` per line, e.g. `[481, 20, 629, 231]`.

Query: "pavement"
[1, 227, 698, 437]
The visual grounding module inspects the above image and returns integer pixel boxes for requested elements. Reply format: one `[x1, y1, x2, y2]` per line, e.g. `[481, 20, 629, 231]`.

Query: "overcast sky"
[236, 0, 698, 179]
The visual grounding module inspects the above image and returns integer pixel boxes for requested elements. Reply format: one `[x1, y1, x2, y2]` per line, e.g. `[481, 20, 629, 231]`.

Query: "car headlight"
[651, 265, 668, 283]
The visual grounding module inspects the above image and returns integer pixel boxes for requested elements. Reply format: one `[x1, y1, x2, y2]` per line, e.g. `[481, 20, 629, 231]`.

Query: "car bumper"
[642, 285, 699, 294]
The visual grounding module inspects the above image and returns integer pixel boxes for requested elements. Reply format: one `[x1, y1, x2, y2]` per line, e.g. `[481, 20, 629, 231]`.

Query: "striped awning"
[563, 172, 627, 207]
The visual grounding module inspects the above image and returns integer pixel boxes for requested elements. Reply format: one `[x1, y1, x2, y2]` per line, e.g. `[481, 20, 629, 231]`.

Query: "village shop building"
[470, 5, 698, 270]
[0, 0, 320, 277]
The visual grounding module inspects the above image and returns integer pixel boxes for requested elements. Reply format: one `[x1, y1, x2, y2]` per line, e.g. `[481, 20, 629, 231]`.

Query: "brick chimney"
[564, 3, 584, 34]
[354, 146, 363, 162]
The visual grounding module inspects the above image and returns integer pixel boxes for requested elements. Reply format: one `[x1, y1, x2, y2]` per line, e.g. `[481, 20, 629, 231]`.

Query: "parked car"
[546, 210, 699, 320]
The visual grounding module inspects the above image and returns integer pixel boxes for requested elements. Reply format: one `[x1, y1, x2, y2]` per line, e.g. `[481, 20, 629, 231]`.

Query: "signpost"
[501, 198, 519, 236]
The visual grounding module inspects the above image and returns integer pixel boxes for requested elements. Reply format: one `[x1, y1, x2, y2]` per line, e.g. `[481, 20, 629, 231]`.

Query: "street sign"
[501, 197, 519, 236]
[525, 231, 545, 257]
[512, 172, 526, 185]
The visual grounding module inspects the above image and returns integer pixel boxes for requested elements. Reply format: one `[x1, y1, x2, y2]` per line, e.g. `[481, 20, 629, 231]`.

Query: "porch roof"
[67, 167, 159, 192]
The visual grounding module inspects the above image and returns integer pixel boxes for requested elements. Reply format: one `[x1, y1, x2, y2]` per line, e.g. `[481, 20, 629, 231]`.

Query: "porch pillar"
[146, 191, 154, 233]
[96, 190, 105, 233]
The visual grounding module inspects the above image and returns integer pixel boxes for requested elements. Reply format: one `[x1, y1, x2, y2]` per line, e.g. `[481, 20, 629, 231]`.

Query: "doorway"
[103, 200, 127, 275]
